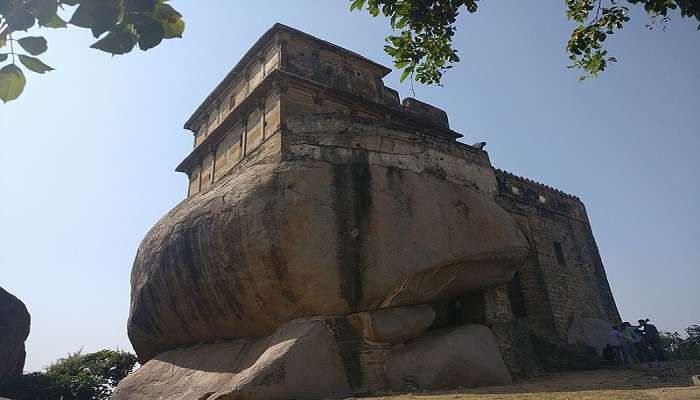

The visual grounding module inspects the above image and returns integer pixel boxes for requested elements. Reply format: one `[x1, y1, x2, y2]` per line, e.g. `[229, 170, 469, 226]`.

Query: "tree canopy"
[0, 0, 184, 102]
[350, 0, 700, 84]
[661, 324, 700, 360]
[0, 349, 138, 400]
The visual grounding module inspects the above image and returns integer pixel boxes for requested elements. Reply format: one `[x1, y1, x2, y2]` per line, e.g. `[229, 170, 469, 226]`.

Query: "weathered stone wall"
[191, 41, 280, 146]
[184, 87, 282, 197]
[180, 24, 462, 198]
[494, 170, 621, 340]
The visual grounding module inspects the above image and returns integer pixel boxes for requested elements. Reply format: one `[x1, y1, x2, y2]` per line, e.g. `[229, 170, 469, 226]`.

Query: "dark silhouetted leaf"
[90, 27, 137, 55]
[17, 36, 48, 55]
[19, 54, 55, 73]
[69, 4, 94, 28]
[90, 6, 121, 38]
[7, 10, 35, 32]
[136, 21, 164, 50]
[125, 0, 156, 13]
[31, 0, 60, 27]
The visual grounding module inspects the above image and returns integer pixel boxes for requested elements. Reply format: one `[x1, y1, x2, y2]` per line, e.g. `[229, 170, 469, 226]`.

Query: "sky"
[0, 1, 698, 372]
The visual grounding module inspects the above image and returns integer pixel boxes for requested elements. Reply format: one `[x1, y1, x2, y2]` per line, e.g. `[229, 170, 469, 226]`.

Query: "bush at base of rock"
[0, 349, 138, 400]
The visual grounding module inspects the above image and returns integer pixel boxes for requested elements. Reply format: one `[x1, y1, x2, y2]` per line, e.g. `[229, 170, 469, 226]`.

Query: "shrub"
[0, 349, 138, 400]
[660, 325, 700, 361]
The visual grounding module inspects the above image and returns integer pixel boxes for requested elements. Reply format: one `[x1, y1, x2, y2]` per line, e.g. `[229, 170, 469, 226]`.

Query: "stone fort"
[114, 24, 621, 400]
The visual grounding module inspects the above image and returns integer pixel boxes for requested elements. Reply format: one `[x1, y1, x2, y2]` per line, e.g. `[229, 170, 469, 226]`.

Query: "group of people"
[605, 318, 666, 365]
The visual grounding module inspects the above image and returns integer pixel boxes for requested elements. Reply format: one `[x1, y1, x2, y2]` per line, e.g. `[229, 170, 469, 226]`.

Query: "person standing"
[621, 322, 642, 363]
[608, 325, 628, 365]
[639, 318, 666, 362]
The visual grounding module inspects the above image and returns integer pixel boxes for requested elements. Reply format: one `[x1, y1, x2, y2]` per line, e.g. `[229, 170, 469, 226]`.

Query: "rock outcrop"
[387, 324, 512, 391]
[0, 287, 30, 385]
[128, 160, 529, 362]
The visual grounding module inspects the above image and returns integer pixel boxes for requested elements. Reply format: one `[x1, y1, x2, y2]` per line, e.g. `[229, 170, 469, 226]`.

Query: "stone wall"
[191, 40, 280, 146]
[179, 24, 463, 198]
[494, 169, 621, 340]
[184, 87, 282, 197]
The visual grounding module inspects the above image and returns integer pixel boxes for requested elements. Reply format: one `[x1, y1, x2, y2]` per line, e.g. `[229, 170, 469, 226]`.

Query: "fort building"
[175, 23, 620, 348]
[114, 24, 621, 399]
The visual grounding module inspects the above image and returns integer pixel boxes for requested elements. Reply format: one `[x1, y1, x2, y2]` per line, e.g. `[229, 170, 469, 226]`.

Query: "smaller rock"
[347, 304, 436, 343]
[387, 324, 512, 391]
[0, 287, 31, 386]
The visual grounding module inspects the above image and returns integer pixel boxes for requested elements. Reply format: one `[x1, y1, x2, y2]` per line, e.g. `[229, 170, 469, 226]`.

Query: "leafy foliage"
[0, 0, 184, 102]
[350, 0, 700, 84]
[660, 324, 700, 361]
[0, 349, 139, 400]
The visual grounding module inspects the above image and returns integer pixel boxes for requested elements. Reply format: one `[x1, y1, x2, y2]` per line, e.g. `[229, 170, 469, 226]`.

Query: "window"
[511, 185, 520, 195]
[553, 241, 566, 266]
[538, 194, 547, 203]
[229, 93, 236, 109]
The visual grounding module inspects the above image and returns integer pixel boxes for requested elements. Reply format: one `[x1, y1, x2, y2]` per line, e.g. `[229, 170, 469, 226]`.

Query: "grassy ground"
[360, 369, 700, 400]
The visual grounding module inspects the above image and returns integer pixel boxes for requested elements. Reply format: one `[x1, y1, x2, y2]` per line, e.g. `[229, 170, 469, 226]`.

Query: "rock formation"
[0, 287, 30, 386]
[115, 23, 620, 399]
[127, 161, 529, 362]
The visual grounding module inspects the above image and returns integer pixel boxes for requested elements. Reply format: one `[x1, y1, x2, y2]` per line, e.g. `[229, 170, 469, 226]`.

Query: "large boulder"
[387, 324, 512, 391]
[128, 160, 529, 361]
[113, 317, 352, 400]
[0, 287, 30, 385]
[567, 318, 614, 356]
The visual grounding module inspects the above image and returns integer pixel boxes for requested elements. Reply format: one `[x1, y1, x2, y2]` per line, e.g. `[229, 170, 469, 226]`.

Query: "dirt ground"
[360, 369, 700, 400]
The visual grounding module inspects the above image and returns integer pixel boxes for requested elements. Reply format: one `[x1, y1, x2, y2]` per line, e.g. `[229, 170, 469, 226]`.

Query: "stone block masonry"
[494, 169, 621, 341]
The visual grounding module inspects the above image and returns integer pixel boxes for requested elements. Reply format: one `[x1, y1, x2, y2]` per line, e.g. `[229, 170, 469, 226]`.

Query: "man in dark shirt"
[639, 318, 666, 361]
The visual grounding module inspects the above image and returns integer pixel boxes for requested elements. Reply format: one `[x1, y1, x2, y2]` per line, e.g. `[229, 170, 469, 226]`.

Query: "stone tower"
[114, 24, 620, 400]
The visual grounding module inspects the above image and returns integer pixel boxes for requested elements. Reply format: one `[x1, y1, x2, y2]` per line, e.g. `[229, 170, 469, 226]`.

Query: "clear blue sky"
[1, 1, 698, 372]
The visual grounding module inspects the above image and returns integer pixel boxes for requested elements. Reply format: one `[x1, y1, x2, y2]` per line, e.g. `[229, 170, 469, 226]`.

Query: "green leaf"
[17, 36, 48, 55]
[162, 16, 184, 38]
[69, 4, 94, 28]
[90, 27, 137, 55]
[150, 3, 184, 38]
[7, 10, 36, 31]
[125, 0, 156, 12]
[136, 21, 164, 50]
[19, 54, 55, 74]
[90, 6, 122, 38]
[0, 53, 7, 62]
[31, 0, 60, 27]
[44, 13, 68, 28]
[399, 67, 412, 82]
[0, 64, 26, 103]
